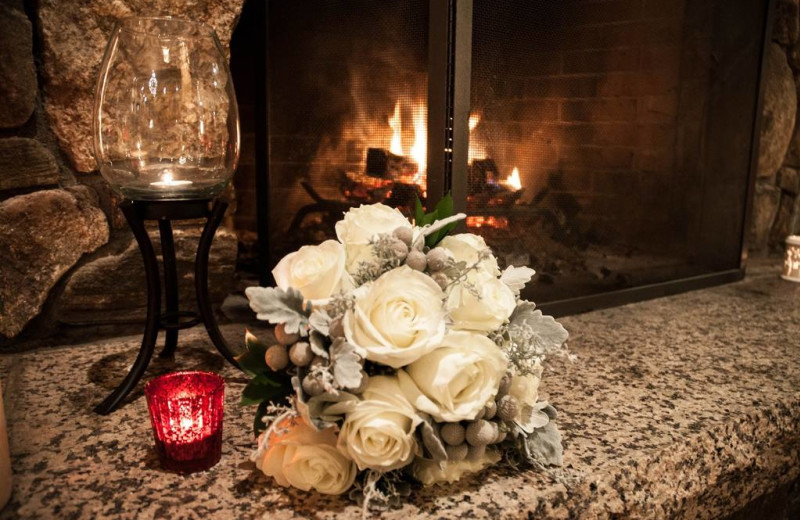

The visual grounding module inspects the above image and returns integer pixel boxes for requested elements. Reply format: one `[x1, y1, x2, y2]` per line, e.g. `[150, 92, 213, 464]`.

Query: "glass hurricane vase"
[93, 17, 240, 200]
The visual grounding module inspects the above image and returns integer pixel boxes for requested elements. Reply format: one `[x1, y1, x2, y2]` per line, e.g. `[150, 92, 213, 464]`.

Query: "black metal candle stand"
[94, 198, 240, 415]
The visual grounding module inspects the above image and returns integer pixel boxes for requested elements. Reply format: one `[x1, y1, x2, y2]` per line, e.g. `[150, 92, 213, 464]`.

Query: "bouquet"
[241, 199, 569, 508]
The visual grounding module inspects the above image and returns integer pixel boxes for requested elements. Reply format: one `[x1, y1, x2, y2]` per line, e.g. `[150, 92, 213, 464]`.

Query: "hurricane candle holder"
[782, 235, 800, 282]
[145, 371, 225, 473]
[91, 16, 242, 415]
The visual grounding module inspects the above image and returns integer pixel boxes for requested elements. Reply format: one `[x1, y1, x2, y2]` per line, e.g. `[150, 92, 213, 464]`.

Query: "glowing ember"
[466, 216, 509, 229]
[389, 101, 403, 156]
[502, 167, 522, 191]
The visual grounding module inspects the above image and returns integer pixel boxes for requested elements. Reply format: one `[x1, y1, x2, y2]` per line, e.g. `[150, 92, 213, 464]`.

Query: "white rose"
[335, 203, 412, 273]
[256, 416, 357, 495]
[334, 375, 422, 472]
[439, 233, 500, 275]
[508, 363, 549, 433]
[271, 240, 347, 302]
[447, 270, 516, 332]
[411, 449, 501, 486]
[344, 265, 446, 368]
[398, 331, 508, 422]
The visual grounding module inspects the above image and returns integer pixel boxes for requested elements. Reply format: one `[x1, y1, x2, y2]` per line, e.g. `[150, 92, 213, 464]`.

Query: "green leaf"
[253, 400, 270, 437]
[414, 196, 425, 227]
[237, 330, 269, 377]
[240, 374, 290, 406]
[424, 194, 458, 247]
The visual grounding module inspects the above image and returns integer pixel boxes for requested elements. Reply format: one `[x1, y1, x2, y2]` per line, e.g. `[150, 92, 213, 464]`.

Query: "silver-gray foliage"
[245, 286, 309, 335]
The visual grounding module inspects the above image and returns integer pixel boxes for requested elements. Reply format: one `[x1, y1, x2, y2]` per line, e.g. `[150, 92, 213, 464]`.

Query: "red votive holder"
[144, 371, 225, 473]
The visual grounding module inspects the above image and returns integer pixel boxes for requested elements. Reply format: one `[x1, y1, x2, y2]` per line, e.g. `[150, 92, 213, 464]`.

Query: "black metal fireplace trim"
[253, 0, 775, 315]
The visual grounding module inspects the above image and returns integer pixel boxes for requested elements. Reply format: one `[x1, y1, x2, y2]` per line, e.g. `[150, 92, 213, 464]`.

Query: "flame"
[503, 167, 522, 191]
[389, 101, 403, 156]
[410, 102, 427, 178]
[468, 112, 486, 162]
[469, 113, 481, 131]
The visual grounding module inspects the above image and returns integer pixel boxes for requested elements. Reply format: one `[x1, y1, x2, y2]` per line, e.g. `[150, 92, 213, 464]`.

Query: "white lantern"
[782, 235, 800, 282]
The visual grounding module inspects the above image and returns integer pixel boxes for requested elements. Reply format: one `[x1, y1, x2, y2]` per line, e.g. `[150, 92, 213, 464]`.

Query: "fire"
[468, 112, 486, 162]
[503, 167, 522, 191]
[410, 102, 427, 175]
[466, 216, 509, 229]
[389, 101, 403, 156]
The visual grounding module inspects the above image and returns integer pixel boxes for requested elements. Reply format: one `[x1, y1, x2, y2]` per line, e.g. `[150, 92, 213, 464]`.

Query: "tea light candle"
[149, 171, 193, 189]
[782, 235, 800, 282]
[144, 371, 224, 473]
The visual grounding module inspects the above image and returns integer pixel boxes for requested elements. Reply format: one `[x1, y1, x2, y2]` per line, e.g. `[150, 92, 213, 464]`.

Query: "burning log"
[366, 147, 420, 179]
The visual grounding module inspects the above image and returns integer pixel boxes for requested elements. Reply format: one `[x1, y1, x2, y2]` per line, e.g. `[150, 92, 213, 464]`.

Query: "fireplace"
[232, 0, 771, 314]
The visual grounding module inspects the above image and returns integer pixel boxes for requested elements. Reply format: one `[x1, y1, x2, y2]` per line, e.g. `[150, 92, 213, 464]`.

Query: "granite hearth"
[0, 259, 797, 519]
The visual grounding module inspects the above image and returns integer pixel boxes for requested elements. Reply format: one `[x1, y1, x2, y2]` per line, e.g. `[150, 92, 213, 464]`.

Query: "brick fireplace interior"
[231, 0, 766, 307]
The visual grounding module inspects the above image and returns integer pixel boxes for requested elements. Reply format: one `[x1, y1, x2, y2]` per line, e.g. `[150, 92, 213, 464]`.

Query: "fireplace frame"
[250, 0, 775, 316]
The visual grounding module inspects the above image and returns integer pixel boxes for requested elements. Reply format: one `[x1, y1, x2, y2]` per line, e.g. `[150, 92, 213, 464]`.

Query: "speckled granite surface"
[0, 261, 798, 519]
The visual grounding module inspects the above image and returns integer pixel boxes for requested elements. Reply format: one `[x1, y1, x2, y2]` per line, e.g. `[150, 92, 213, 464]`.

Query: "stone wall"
[0, 1, 244, 346]
[751, 0, 800, 254]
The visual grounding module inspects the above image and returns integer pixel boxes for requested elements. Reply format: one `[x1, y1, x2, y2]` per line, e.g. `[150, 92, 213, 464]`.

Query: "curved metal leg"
[95, 201, 161, 415]
[158, 219, 179, 359]
[195, 200, 241, 370]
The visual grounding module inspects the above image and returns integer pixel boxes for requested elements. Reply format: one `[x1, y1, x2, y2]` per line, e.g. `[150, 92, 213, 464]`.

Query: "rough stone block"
[0, 138, 59, 191]
[774, 0, 800, 47]
[778, 167, 800, 195]
[0, 187, 109, 338]
[56, 226, 237, 325]
[757, 44, 797, 181]
[0, 4, 37, 128]
[38, 0, 246, 172]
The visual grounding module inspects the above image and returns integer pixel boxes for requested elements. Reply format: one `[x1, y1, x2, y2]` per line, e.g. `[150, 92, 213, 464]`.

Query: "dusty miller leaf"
[508, 304, 569, 356]
[500, 266, 536, 295]
[418, 414, 447, 462]
[310, 331, 330, 359]
[330, 338, 363, 390]
[244, 286, 308, 336]
[524, 421, 563, 467]
[309, 310, 331, 336]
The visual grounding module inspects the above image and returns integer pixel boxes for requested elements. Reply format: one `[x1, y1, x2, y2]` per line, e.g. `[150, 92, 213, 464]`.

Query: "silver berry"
[426, 248, 449, 272]
[465, 420, 496, 446]
[289, 342, 313, 367]
[392, 226, 413, 246]
[264, 345, 289, 371]
[467, 443, 486, 461]
[390, 237, 409, 259]
[301, 374, 324, 396]
[497, 394, 519, 422]
[440, 423, 466, 446]
[445, 443, 469, 462]
[493, 430, 508, 444]
[405, 250, 427, 271]
[274, 323, 300, 345]
[484, 400, 497, 420]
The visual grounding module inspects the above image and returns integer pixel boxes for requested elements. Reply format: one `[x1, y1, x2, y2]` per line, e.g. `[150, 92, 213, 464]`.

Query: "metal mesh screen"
[468, 0, 764, 303]
[266, 0, 429, 261]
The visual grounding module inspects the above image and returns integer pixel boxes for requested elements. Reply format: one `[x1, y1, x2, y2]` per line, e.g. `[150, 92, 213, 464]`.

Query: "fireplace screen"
[247, 0, 770, 313]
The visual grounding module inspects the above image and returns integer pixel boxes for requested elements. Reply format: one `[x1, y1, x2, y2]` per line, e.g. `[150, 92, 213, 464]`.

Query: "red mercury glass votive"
[144, 371, 225, 473]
